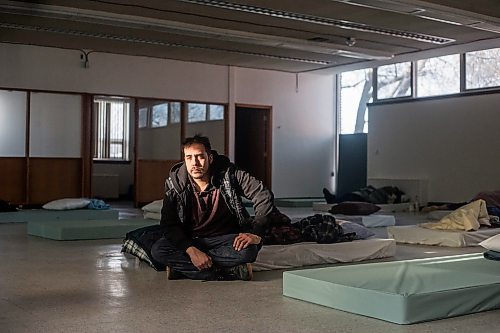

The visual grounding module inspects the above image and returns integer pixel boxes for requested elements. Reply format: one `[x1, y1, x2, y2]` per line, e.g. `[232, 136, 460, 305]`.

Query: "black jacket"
[160, 151, 275, 251]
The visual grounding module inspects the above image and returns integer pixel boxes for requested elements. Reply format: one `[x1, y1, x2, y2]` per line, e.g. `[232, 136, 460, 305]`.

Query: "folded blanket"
[420, 199, 490, 231]
[87, 199, 110, 210]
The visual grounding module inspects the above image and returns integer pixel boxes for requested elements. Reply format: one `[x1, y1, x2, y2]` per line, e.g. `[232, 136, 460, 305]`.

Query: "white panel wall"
[368, 93, 500, 202]
[29, 92, 82, 157]
[0, 43, 335, 198]
[233, 68, 335, 197]
[186, 121, 225, 153]
[138, 125, 181, 160]
[0, 90, 26, 157]
[0, 43, 228, 102]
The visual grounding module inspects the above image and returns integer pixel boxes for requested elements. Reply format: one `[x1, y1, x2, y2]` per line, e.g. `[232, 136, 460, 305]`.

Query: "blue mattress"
[27, 218, 157, 240]
[283, 253, 500, 324]
[274, 198, 323, 207]
[0, 209, 118, 223]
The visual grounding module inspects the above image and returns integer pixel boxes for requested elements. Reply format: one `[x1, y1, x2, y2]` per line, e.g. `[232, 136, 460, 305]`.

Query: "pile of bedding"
[420, 199, 490, 231]
[388, 199, 500, 247]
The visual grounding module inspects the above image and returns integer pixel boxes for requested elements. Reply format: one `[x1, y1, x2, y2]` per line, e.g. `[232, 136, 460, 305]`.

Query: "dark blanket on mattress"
[122, 225, 165, 271]
[0, 200, 18, 212]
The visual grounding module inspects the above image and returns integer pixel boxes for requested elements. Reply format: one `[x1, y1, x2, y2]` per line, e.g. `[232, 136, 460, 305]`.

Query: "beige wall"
[369, 93, 500, 202]
[0, 43, 335, 198]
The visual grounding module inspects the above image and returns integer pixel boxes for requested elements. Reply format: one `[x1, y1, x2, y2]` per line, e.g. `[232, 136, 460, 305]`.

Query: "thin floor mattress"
[253, 238, 395, 271]
[283, 253, 500, 324]
[387, 225, 500, 247]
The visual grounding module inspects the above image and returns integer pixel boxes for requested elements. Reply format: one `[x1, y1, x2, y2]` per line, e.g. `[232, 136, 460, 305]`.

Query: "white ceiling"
[1, 0, 500, 73]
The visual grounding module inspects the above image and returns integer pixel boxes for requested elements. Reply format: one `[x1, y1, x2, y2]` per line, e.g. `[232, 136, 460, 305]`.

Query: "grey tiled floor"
[1, 206, 499, 333]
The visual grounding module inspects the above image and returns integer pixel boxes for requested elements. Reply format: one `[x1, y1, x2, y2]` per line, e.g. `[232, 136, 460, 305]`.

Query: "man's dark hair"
[182, 134, 212, 152]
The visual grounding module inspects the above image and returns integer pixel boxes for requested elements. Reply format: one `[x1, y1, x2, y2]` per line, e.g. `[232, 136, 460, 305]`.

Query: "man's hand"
[233, 233, 262, 251]
[186, 246, 212, 270]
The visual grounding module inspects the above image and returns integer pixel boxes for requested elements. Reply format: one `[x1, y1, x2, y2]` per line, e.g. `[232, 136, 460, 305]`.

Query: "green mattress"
[283, 253, 500, 324]
[27, 218, 157, 240]
[0, 209, 119, 223]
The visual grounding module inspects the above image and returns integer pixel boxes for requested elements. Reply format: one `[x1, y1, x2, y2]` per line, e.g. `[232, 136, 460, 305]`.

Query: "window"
[186, 103, 225, 122]
[187, 103, 207, 122]
[151, 103, 168, 127]
[339, 68, 372, 134]
[377, 62, 412, 99]
[466, 47, 500, 90]
[138, 107, 148, 128]
[0, 90, 27, 157]
[209, 104, 224, 120]
[94, 97, 131, 160]
[417, 54, 460, 97]
[170, 102, 181, 123]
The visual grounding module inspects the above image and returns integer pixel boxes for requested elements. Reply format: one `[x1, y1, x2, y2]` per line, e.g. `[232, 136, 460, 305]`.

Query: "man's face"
[184, 143, 212, 181]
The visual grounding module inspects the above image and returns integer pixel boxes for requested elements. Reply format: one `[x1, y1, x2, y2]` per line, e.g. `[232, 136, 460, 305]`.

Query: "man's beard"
[190, 169, 206, 179]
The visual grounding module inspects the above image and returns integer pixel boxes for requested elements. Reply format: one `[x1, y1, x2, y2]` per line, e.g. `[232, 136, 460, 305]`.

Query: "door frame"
[234, 103, 273, 190]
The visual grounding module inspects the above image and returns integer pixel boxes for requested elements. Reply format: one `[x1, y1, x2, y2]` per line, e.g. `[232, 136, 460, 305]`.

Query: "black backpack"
[0, 200, 18, 212]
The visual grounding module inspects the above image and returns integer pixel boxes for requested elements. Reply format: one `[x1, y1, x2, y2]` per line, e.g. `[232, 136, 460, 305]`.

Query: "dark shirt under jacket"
[191, 183, 240, 238]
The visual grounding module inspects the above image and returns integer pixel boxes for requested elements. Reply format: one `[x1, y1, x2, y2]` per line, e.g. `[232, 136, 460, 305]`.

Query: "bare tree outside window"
[466, 48, 500, 89]
[209, 104, 224, 120]
[151, 103, 168, 127]
[187, 103, 207, 122]
[170, 102, 181, 123]
[339, 55, 465, 134]
[138, 107, 148, 128]
[377, 62, 412, 99]
[417, 55, 460, 97]
[339, 68, 372, 134]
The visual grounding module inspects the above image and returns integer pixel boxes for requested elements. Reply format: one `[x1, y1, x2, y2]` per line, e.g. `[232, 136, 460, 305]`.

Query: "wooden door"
[235, 105, 272, 189]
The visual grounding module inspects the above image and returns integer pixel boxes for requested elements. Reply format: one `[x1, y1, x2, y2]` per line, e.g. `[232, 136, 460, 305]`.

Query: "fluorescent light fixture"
[177, 0, 454, 44]
[334, 0, 425, 14]
[469, 22, 500, 34]
[0, 22, 332, 65]
[331, 0, 500, 35]
[0, 0, 393, 60]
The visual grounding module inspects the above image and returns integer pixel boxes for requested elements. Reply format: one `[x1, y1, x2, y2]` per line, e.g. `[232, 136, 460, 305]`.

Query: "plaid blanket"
[298, 214, 356, 244]
[121, 224, 165, 271]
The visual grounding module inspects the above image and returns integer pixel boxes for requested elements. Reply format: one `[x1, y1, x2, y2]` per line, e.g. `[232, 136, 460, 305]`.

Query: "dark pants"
[151, 234, 261, 280]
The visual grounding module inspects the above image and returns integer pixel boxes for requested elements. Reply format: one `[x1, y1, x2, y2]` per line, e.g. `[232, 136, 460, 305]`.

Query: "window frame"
[415, 54, 461, 98]
[186, 102, 225, 123]
[375, 61, 414, 101]
[337, 47, 500, 136]
[150, 102, 169, 128]
[369, 47, 500, 103]
[464, 47, 500, 91]
[93, 97, 131, 162]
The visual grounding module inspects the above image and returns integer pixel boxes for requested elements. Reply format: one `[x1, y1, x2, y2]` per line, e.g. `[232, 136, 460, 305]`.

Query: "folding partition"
[135, 99, 181, 206]
[28, 92, 84, 204]
[0, 90, 27, 203]
[0, 89, 86, 205]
